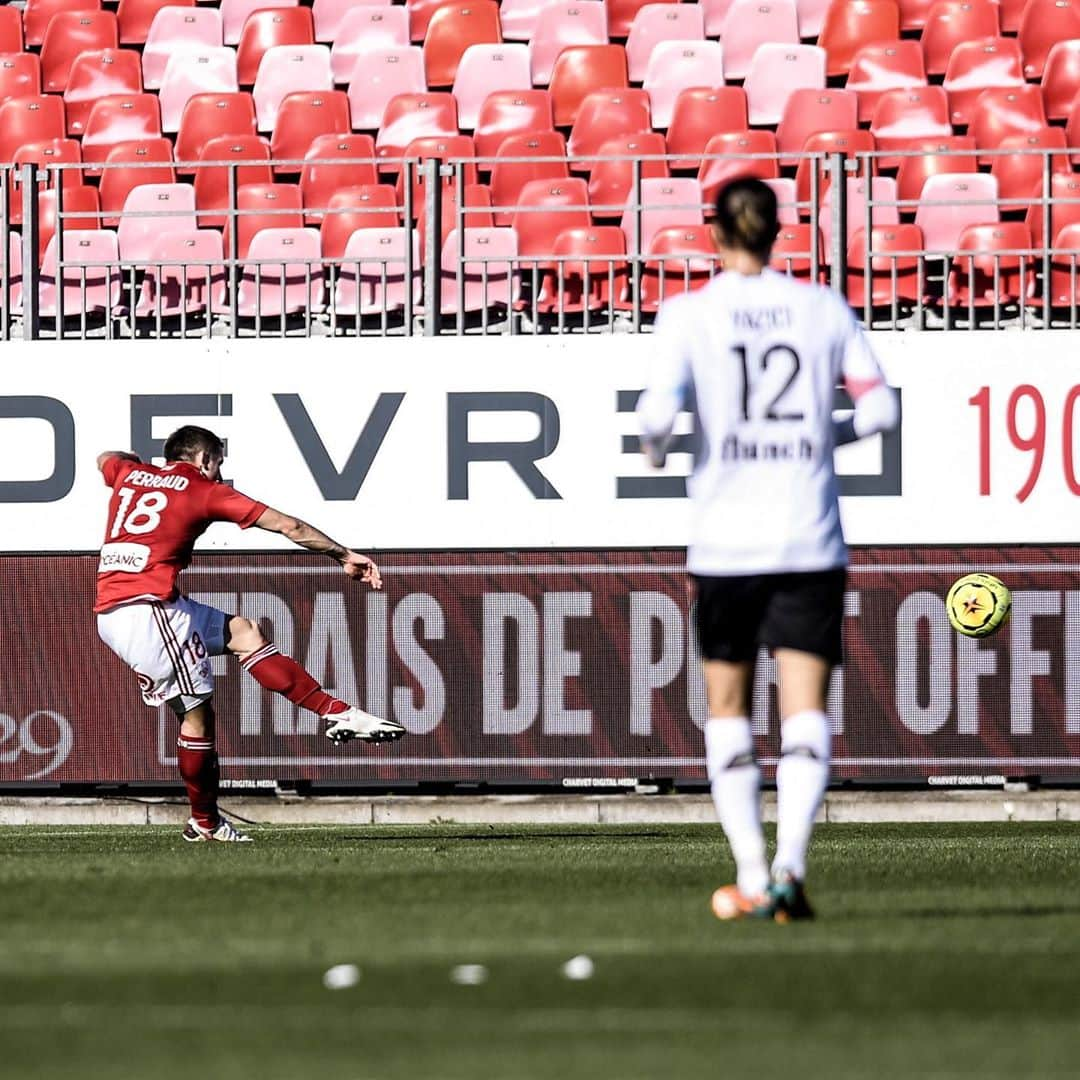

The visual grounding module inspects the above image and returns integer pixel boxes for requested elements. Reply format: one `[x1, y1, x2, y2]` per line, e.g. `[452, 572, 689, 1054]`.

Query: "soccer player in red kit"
[95, 425, 405, 843]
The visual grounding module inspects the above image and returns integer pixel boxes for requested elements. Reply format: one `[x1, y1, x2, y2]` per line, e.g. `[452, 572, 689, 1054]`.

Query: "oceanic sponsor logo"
[124, 471, 190, 491]
[98, 542, 150, 573]
[0, 711, 73, 779]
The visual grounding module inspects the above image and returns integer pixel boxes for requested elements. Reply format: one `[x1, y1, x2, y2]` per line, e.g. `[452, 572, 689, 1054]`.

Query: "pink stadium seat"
[0, 95, 67, 166]
[118, 0, 194, 45]
[666, 87, 749, 169]
[0, 53, 42, 106]
[1044, 222, 1080, 308]
[81, 94, 163, 165]
[795, 0, 836, 35]
[914, 172, 999, 251]
[920, 0, 999, 77]
[98, 138, 176, 222]
[330, 6, 410, 83]
[895, 135, 977, 203]
[587, 131, 669, 218]
[942, 37, 1024, 127]
[607, 0, 678, 36]
[621, 176, 703, 255]
[643, 41, 725, 129]
[253, 45, 333, 131]
[794, 129, 875, 205]
[512, 176, 591, 259]
[37, 186, 101, 264]
[237, 227, 324, 317]
[720, 0, 799, 80]
[142, 6, 223, 90]
[39, 229, 121, 317]
[775, 88, 859, 163]
[175, 93, 258, 170]
[969, 85, 1046, 164]
[2, 231, 22, 316]
[116, 182, 198, 261]
[333, 227, 421, 314]
[640, 224, 719, 310]
[270, 90, 352, 168]
[423, 1, 502, 87]
[222, 0, 299, 46]
[818, 175, 899, 254]
[990, 128, 1070, 202]
[397, 133, 477, 215]
[452, 43, 531, 129]
[1018, 0, 1080, 80]
[490, 130, 569, 224]
[375, 92, 459, 165]
[319, 184, 400, 257]
[744, 44, 826, 126]
[134, 229, 227, 318]
[529, 0, 608, 85]
[230, 182, 304, 258]
[764, 177, 801, 223]
[300, 134, 379, 220]
[846, 40, 927, 124]
[40, 9, 118, 92]
[418, 181, 494, 250]
[439, 227, 518, 313]
[698, 130, 779, 203]
[870, 86, 951, 167]
[346, 46, 426, 130]
[549, 45, 628, 127]
[25, 0, 100, 49]
[473, 89, 554, 159]
[625, 3, 705, 82]
[0, 6, 25, 53]
[8, 139, 81, 226]
[64, 49, 144, 135]
[818, 0, 900, 79]
[567, 89, 651, 161]
[770, 223, 823, 280]
[193, 134, 273, 227]
[702, 0, 738, 33]
[159, 48, 239, 132]
[1042, 40, 1080, 121]
[539, 225, 628, 314]
[846, 224, 924, 309]
[1026, 174, 1080, 248]
[498, 0, 556, 39]
[946, 222, 1033, 308]
[313, 0, 393, 42]
[237, 7, 315, 86]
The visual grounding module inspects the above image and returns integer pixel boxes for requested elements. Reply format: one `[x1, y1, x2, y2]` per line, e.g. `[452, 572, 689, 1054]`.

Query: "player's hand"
[342, 551, 382, 590]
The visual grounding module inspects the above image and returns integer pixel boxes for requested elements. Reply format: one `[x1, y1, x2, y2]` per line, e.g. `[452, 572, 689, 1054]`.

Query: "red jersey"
[95, 456, 267, 613]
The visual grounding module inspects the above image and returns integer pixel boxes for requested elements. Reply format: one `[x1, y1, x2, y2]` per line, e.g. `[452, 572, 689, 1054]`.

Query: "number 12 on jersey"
[734, 344, 805, 422]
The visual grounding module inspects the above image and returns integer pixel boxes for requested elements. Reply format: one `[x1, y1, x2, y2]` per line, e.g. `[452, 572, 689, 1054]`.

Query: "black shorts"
[692, 568, 847, 665]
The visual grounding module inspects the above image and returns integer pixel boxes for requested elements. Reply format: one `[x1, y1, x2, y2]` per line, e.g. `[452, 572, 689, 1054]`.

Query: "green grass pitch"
[2, 822, 1079, 1079]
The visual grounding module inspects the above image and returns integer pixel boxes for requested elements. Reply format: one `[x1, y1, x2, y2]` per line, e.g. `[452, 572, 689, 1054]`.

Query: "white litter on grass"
[561, 954, 595, 981]
[450, 964, 488, 986]
[322, 964, 361, 990]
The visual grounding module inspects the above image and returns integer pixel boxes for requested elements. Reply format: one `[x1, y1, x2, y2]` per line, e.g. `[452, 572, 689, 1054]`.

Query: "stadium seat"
[230, 182, 304, 258]
[473, 89, 554, 160]
[452, 44, 531, 129]
[64, 49, 144, 135]
[222, 0, 299, 45]
[418, 181, 494, 251]
[539, 225, 628, 314]
[237, 7, 315, 86]
[142, 6, 224, 90]
[764, 177, 801, 223]
[720, 0, 799, 80]
[1018, 0, 1080, 80]
[1044, 222, 1080, 308]
[846, 223, 924, 309]
[253, 45, 333, 131]
[643, 41, 725, 129]
[794, 0, 835, 35]
[98, 138, 176, 222]
[498, 0, 553, 39]
[529, 1, 608, 85]
[794, 129, 876, 206]
[625, 3, 705, 82]
[920, 0, 1000, 77]
[375, 92, 459, 165]
[300, 134, 379, 220]
[698, 131, 779, 203]
[81, 94, 163, 165]
[586, 132, 669, 218]
[942, 37, 1024, 127]
[846, 40, 927, 124]
[1026, 173, 1080, 247]
[0, 53, 41, 110]
[333, 226, 421, 315]
[346, 46, 426, 130]
[818, 0, 900, 79]
[0, 95, 67, 167]
[2, 231, 22, 316]
[621, 177, 703, 255]
[39, 230, 121, 317]
[490, 130, 569, 224]
[744, 44, 826, 127]
[193, 134, 273, 227]
[118, 0, 194, 45]
[313, 0, 392, 42]
[7, 139, 81, 226]
[640, 224, 719, 310]
[914, 172, 999, 251]
[330, 6, 410, 83]
[990, 128, 1070, 203]
[319, 184, 399, 255]
[608, 0, 680, 36]
[567, 89, 651, 161]
[1041, 40, 1080, 122]
[116, 182, 198, 261]
[407, 0, 457, 41]
[549, 45, 628, 127]
[770, 223, 823, 281]
[236, 227, 324, 317]
[775, 89, 859, 163]
[969, 85, 1046, 164]
[270, 91, 352, 168]
[40, 9, 118, 92]
[175, 92, 258, 170]
[512, 176, 591, 260]
[0, 6, 25, 53]
[423, 1, 502, 87]
[397, 134, 477, 216]
[946, 222, 1033, 309]
[439, 226, 518, 314]
[25, 0, 100, 49]
[159, 48, 239, 132]
[134, 229, 227, 319]
[869, 86, 951, 167]
[818, 175, 899, 254]
[666, 87, 749, 169]
[894, 135, 977, 204]
[37, 186, 101, 265]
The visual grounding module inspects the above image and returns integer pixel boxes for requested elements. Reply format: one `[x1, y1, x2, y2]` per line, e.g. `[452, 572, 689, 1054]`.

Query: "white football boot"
[323, 706, 406, 744]
[182, 816, 254, 843]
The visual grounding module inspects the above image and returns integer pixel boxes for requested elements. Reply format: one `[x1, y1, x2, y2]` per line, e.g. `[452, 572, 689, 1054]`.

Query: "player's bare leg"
[224, 616, 405, 744]
[703, 659, 776, 920]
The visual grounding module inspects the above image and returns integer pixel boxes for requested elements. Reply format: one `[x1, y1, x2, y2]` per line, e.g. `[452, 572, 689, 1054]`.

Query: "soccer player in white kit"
[637, 179, 899, 921]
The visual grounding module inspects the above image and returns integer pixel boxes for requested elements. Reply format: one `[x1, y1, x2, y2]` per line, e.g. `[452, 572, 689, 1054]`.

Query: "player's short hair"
[163, 425, 224, 463]
[714, 178, 779, 260]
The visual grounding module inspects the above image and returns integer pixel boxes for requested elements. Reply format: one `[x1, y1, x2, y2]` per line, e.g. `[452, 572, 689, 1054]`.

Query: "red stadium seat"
[346, 46, 426, 130]
[769, 223, 823, 281]
[1042, 40, 1080, 122]
[116, 182, 198, 261]
[549, 45, 628, 127]
[37, 186, 101, 264]
[846, 224, 924, 309]
[439, 226, 519, 314]
[698, 131, 779, 204]
[990, 128, 1069, 203]
[744, 44, 826, 127]
[920, 0, 999, 77]
[99, 138, 176, 222]
[81, 94, 163, 166]
[237, 7, 316, 86]
[397, 133, 477, 216]
[193, 134, 273, 227]
[330, 6, 410, 84]
[452, 44, 531, 129]
[423, 0, 502, 87]
[720, 0, 799, 80]
[846, 40, 927, 124]
[512, 177, 591, 260]
[142, 7, 223, 90]
[314, 0, 394, 42]
[529, 0, 608, 85]
[300, 134, 378, 220]
[567, 89, 652, 161]
[794, 129, 876, 206]
[607, 0, 678, 36]
[1018, 0, 1080, 80]
[7, 139, 81, 226]
[969, 85, 1046, 164]
[0, 53, 42, 106]
[175, 93, 258, 171]
[118, 0, 194, 45]
[270, 91, 352, 169]
[418, 181, 493, 251]
[40, 9, 118, 92]
[473, 90, 554, 160]
[159, 48, 239, 132]
[587, 132, 669, 219]
[818, 0, 901, 79]
[946, 222, 1033, 308]
[319, 184, 399, 256]
[775, 89, 859, 163]
[539, 225, 628, 314]
[914, 172, 999, 251]
[0, 6, 25, 53]
[621, 176, 704, 255]
[39, 229, 121, 317]
[236, 226, 324, 318]
[666, 87, 749, 169]
[0, 95, 67, 166]
[333, 226, 420, 315]
[640, 224, 719, 310]
[895, 135, 977, 204]
[64, 49, 144, 135]
[625, 2, 705, 82]
[1025, 173, 1080, 248]
[134, 229, 227, 319]
[942, 37, 1024, 127]
[229, 182, 304, 259]
[643, 41, 725, 129]
[490, 130, 569, 225]
[407, 0, 456, 41]
[1044, 223, 1080, 308]
[869, 86, 951, 167]
[24, 0, 100, 49]
[253, 45, 333, 132]
[223, 0, 299, 45]
[375, 92, 459, 166]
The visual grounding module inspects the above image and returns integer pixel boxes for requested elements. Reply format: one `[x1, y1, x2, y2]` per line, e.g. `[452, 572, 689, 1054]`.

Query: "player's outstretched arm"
[253, 507, 382, 589]
[96, 450, 140, 473]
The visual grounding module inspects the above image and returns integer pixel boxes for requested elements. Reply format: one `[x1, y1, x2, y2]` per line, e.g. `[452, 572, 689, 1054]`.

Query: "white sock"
[704, 717, 769, 897]
[773, 710, 831, 882]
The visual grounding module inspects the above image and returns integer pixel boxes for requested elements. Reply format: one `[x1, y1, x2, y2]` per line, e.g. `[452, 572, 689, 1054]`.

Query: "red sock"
[176, 735, 219, 830]
[240, 644, 348, 716]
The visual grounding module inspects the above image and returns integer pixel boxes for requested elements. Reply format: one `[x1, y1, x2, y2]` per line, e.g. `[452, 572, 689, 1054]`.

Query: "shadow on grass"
[882, 905, 1080, 920]
[332, 830, 669, 843]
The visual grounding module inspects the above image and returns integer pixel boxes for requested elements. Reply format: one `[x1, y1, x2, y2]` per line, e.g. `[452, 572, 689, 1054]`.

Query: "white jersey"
[637, 268, 891, 576]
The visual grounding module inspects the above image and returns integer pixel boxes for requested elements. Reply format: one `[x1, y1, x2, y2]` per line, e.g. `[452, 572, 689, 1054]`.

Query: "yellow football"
[946, 573, 1012, 638]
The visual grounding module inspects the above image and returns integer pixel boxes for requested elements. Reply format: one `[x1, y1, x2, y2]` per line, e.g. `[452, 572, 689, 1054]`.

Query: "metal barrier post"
[1041, 152, 1051, 330]
[630, 157, 642, 333]
[828, 153, 847, 297]
[21, 163, 38, 341]
[227, 162, 238, 336]
[424, 158, 443, 336]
